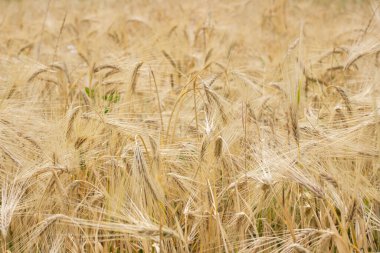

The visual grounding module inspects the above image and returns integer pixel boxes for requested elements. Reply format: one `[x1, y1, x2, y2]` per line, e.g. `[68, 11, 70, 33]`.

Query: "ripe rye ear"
[66, 107, 80, 139]
[214, 136, 223, 159]
[289, 106, 299, 145]
[130, 62, 143, 94]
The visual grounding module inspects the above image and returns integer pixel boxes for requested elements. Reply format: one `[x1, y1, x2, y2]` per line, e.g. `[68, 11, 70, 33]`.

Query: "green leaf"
[103, 91, 120, 103]
[85, 87, 95, 98]
[297, 80, 302, 106]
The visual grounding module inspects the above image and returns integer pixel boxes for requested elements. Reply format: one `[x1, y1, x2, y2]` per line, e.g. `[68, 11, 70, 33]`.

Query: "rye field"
[0, 0, 379, 252]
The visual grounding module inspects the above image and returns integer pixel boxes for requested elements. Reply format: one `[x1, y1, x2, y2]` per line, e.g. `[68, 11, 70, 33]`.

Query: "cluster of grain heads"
[0, 179, 25, 252]
[0, 0, 379, 252]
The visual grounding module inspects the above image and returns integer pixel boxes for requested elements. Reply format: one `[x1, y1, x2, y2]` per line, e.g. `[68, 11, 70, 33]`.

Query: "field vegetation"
[0, 0, 379, 252]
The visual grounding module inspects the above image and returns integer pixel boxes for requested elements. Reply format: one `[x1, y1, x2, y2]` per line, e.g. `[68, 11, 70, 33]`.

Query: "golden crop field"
[0, 0, 379, 252]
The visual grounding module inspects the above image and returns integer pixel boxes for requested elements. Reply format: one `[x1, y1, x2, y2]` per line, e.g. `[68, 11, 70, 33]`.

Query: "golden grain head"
[0, 0, 379, 252]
